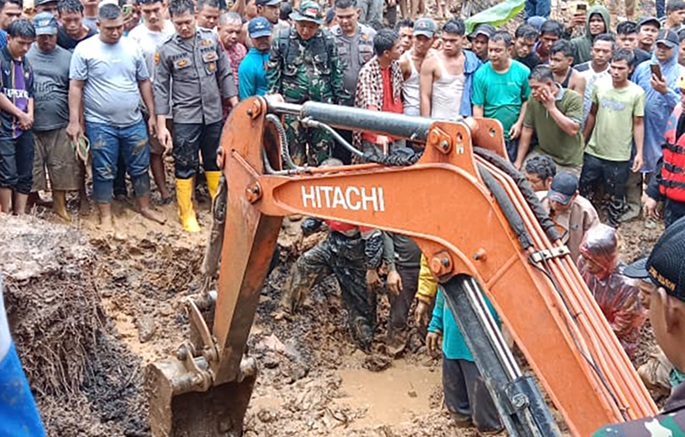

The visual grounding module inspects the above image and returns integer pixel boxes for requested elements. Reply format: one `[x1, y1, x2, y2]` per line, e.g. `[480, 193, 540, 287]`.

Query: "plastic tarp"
[465, 0, 526, 34]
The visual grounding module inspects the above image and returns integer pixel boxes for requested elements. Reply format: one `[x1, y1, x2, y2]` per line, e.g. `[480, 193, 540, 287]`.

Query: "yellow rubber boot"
[176, 178, 201, 233]
[205, 171, 221, 202]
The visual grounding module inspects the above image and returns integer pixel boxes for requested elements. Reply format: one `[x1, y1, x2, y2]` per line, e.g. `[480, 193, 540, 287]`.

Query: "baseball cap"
[656, 29, 679, 48]
[34, 0, 57, 6]
[468, 23, 495, 40]
[414, 17, 436, 37]
[626, 217, 685, 302]
[256, 0, 280, 6]
[290, 1, 323, 24]
[248, 16, 272, 38]
[547, 172, 578, 205]
[526, 16, 547, 30]
[33, 11, 58, 35]
[638, 16, 661, 29]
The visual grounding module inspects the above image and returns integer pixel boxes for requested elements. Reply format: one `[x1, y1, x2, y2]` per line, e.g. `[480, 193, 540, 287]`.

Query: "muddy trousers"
[172, 122, 221, 180]
[579, 154, 630, 227]
[443, 356, 502, 432]
[86, 120, 151, 203]
[280, 233, 376, 350]
[387, 265, 419, 345]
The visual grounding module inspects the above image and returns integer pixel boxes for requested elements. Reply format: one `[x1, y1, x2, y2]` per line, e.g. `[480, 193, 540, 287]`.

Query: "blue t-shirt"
[238, 47, 269, 100]
[472, 60, 531, 140]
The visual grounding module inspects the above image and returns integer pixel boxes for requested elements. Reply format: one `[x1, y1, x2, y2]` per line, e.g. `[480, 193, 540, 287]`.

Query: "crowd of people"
[1, 0, 685, 433]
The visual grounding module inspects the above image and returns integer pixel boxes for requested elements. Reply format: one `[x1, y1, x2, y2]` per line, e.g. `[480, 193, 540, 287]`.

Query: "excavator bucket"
[147, 357, 257, 436]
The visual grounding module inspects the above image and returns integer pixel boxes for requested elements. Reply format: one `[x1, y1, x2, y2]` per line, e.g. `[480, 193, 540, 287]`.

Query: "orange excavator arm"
[147, 97, 656, 437]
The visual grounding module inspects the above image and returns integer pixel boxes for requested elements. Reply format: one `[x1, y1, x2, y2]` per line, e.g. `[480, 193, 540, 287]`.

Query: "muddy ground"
[0, 178, 665, 437]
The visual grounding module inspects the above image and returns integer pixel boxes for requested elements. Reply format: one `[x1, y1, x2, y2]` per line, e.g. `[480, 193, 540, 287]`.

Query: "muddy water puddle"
[335, 361, 442, 428]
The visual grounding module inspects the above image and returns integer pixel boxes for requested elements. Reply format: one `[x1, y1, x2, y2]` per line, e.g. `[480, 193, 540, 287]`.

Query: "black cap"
[629, 217, 685, 302]
[34, 0, 58, 6]
[656, 29, 679, 48]
[547, 172, 578, 205]
[638, 16, 661, 29]
[468, 23, 495, 40]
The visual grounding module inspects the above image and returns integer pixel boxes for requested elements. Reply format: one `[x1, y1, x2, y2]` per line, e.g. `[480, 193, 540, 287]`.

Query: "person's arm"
[399, 55, 411, 81]
[573, 73, 586, 102]
[471, 69, 485, 117]
[66, 79, 85, 142]
[547, 103, 580, 137]
[632, 116, 645, 172]
[153, 47, 172, 151]
[419, 57, 434, 117]
[216, 40, 238, 107]
[327, 38, 346, 105]
[583, 102, 598, 143]
[509, 100, 528, 139]
[266, 37, 283, 95]
[228, 0, 244, 14]
[238, 63, 255, 100]
[515, 126, 534, 169]
[138, 79, 156, 135]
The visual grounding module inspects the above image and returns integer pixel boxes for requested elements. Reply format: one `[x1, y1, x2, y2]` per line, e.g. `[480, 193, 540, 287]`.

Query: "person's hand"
[18, 112, 32, 130]
[366, 269, 382, 290]
[386, 270, 402, 295]
[147, 116, 157, 137]
[266, 93, 285, 105]
[426, 330, 442, 357]
[651, 74, 668, 94]
[415, 300, 431, 327]
[643, 196, 661, 220]
[539, 88, 556, 110]
[66, 120, 83, 143]
[513, 158, 524, 170]
[509, 121, 522, 140]
[376, 135, 390, 149]
[157, 126, 173, 155]
[570, 13, 586, 27]
[631, 155, 643, 172]
[216, 145, 225, 168]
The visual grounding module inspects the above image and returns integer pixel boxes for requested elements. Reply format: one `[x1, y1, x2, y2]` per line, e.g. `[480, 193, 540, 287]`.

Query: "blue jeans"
[0, 131, 34, 194]
[657, 0, 665, 17]
[86, 120, 151, 203]
[524, 0, 550, 19]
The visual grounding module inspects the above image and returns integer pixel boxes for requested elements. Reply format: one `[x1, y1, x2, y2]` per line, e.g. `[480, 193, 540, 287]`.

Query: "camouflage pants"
[279, 232, 376, 350]
[284, 115, 334, 167]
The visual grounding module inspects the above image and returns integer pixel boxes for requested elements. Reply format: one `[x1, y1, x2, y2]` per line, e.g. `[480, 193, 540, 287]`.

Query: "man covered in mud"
[273, 159, 384, 352]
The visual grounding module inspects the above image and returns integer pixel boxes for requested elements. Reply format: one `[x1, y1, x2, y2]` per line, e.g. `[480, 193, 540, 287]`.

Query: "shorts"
[0, 131, 34, 194]
[31, 128, 82, 192]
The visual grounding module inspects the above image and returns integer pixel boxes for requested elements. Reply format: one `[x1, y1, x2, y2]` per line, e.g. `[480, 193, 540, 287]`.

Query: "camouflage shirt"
[591, 382, 685, 436]
[266, 28, 346, 105]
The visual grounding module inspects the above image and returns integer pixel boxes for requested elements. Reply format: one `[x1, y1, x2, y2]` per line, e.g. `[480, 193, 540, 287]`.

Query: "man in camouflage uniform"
[272, 159, 384, 352]
[592, 217, 685, 436]
[266, 1, 346, 166]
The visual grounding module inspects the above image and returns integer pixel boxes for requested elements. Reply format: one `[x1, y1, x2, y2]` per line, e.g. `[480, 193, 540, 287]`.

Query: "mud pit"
[0, 205, 664, 436]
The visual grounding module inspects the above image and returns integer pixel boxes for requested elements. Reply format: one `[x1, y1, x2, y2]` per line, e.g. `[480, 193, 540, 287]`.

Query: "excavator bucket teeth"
[147, 358, 256, 437]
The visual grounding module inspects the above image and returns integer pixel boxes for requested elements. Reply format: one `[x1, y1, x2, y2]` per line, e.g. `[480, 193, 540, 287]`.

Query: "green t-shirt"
[472, 60, 531, 140]
[587, 79, 645, 162]
[523, 87, 585, 166]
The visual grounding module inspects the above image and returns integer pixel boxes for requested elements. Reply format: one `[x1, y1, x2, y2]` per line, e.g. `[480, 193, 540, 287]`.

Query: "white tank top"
[431, 55, 465, 121]
[402, 51, 420, 117]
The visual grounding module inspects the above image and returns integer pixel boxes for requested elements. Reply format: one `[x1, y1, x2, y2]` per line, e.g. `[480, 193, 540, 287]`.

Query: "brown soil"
[1, 194, 664, 437]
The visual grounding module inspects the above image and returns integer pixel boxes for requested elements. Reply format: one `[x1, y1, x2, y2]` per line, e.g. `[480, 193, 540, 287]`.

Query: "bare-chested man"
[419, 18, 482, 119]
[399, 17, 435, 116]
